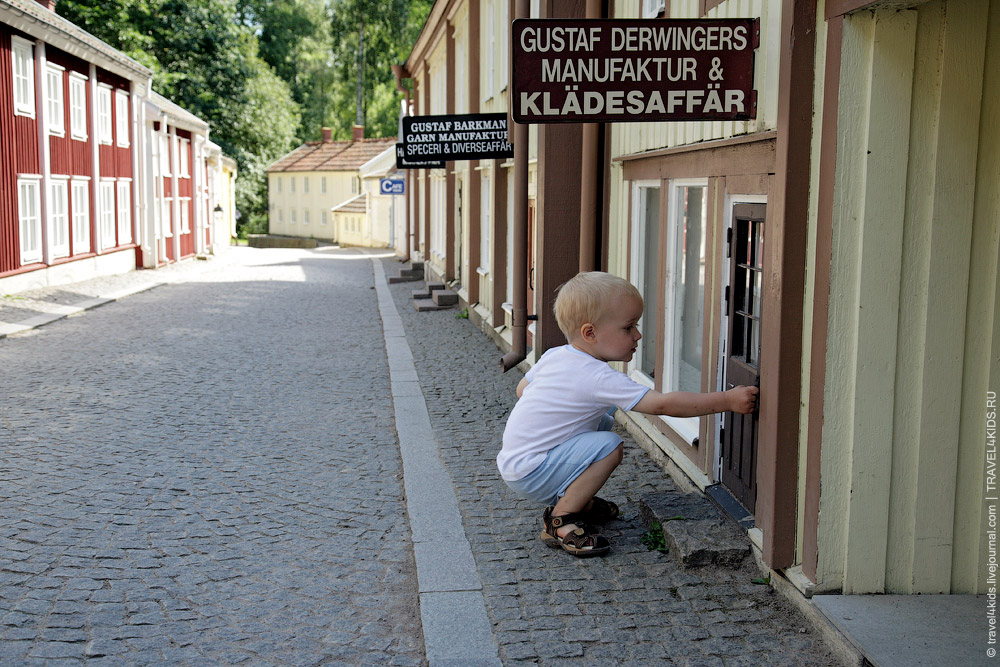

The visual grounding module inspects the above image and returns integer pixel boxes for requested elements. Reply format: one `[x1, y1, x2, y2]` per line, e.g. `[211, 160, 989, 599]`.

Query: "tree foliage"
[56, 0, 430, 229]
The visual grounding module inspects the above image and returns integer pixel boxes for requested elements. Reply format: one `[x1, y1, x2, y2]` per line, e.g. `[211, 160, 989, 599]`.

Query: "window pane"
[639, 187, 659, 378]
[669, 185, 706, 393]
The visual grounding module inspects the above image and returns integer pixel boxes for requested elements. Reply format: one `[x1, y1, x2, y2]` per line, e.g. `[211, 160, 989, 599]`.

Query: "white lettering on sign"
[541, 57, 697, 83]
[519, 26, 602, 53]
[519, 24, 748, 54]
[520, 88, 745, 117]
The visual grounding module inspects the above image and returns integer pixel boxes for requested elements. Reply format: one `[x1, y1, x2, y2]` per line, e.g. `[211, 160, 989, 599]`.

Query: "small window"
[179, 138, 190, 177]
[11, 37, 35, 118]
[97, 86, 113, 145]
[117, 181, 132, 243]
[303, 177, 309, 194]
[321, 177, 327, 194]
[159, 134, 170, 176]
[49, 179, 69, 257]
[321, 211, 328, 225]
[115, 90, 129, 147]
[290, 177, 296, 193]
[351, 177, 358, 194]
[69, 73, 88, 140]
[17, 178, 42, 264]
[163, 198, 173, 237]
[290, 208, 296, 224]
[303, 209, 310, 225]
[46, 65, 65, 137]
[277, 176, 282, 193]
[99, 180, 115, 248]
[642, 0, 665, 18]
[71, 179, 90, 254]
[277, 209, 283, 223]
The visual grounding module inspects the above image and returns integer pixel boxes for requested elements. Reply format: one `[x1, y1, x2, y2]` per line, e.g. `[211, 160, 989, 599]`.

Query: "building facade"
[399, 0, 999, 597]
[0, 0, 234, 295]
[266, 128, 396, 247]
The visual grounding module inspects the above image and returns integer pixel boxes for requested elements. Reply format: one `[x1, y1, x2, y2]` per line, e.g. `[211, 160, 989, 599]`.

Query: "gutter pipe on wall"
[392, 64, 412, 262]
[579, 0, 603, 272]
[501, 0, 531, 372]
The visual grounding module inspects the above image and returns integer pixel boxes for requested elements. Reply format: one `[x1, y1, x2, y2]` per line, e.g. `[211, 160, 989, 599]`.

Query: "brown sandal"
[540, 507, 611, 558]
[580, 496, 620, 524]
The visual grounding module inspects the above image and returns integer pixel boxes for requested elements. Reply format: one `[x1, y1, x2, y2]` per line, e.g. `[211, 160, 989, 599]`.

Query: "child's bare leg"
[552, 444, 623, 538]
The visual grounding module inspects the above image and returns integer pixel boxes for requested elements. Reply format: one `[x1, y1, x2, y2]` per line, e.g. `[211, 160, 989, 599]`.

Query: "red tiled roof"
[267, 137, 396, 173]
[331, 194, 367, 214]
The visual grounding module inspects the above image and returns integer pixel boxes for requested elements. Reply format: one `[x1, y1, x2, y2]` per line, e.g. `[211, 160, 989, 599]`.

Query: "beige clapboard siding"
[820, 0, 999, 594]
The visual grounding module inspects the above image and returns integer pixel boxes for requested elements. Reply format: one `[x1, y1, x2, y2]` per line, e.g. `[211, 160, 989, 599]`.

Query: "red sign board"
[511, 18, 758, 124]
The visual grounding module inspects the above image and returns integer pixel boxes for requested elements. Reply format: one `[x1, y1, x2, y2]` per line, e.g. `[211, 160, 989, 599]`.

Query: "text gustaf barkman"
[511, 18, 759, 124]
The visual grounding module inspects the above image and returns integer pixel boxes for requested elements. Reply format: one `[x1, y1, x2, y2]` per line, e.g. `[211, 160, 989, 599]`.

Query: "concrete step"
[409, 261, 424, 272]
[431, 290, 458, 307]
[388, 274, 421, 284]
[412, 281, 447, 300]
[638, 491, 750, 568]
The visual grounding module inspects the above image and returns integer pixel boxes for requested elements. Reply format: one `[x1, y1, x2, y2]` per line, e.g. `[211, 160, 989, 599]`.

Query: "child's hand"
[727, 386, 759, 414]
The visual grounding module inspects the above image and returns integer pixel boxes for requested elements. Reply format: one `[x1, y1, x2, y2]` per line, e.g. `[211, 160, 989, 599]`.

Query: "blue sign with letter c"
[380, 179, 405, 195]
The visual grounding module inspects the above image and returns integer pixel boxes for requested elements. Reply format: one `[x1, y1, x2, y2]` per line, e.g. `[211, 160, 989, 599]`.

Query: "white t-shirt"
[498, 345, 650, 481]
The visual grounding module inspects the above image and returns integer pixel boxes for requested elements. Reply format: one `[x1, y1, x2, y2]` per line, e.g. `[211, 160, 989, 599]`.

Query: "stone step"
[409, 261, 424, 272]
[638, 491, 750, 568]
[388, 274, 421, 284]
[432, 290, 458, 307]
[412, 281, 447, 300]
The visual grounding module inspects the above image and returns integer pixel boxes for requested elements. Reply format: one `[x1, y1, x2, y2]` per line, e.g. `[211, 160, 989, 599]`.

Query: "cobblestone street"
[0, 249, 423, 665]
[0, 247, 841, 665]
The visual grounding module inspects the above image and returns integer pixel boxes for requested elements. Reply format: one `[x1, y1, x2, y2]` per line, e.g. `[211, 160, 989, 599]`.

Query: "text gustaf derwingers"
[517, 23, 751, 118]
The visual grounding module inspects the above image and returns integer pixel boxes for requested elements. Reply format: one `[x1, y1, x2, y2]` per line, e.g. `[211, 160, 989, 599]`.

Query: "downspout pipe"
[579, 0, 603, 272]
[392, 64, 412, 262]
[501, 0, 530, 372]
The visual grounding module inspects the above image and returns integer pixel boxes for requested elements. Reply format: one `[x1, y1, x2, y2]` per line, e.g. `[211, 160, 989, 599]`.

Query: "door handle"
[529, 267, 534, 291]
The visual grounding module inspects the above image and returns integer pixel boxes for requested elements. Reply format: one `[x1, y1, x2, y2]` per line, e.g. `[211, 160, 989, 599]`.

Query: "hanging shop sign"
[400, 113, 515, 163]
[511, 18, 758, 123]
[396, 144, 445, 169]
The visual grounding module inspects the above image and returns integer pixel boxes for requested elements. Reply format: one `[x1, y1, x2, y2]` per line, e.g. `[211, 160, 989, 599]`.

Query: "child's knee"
[609, 443, 624, 466]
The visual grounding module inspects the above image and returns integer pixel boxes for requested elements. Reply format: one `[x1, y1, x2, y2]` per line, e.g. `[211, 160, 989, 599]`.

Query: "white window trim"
[71, 178, 91, 255]
[17, 176, 42, 264]
[115, 89, 130, 148]
[178, 137, 190, 177]
[116, 180, 132, 244]
[49, 177, 70, 258]
[99, 179, 116, 248]
[179, 197, 191, 233]
[68, 72, 88, 141]
[46, 63, 65, 138]
[11, 36, 35, 118]
[97, 85, 113, 145]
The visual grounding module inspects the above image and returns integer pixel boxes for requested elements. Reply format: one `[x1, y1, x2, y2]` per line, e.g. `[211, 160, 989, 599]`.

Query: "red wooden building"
[0, 0, 233, 295]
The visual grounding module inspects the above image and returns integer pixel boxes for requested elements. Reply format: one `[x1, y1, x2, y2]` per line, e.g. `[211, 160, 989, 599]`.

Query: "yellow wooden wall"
[819, 0, 1000, 594]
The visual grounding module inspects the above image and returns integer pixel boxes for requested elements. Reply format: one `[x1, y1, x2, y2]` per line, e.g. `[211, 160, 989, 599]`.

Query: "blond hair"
[553, 271, 642, 341]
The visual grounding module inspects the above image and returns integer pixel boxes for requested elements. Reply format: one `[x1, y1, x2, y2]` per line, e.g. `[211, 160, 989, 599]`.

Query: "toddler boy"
[498, 271, 759, 557]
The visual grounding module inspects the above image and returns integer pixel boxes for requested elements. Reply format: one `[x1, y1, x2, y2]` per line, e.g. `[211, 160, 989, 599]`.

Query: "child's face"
[588, 296, 644, 363]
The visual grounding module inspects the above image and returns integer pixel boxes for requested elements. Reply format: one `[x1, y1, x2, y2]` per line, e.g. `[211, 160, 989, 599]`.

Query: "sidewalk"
[0, 251, 239, 339]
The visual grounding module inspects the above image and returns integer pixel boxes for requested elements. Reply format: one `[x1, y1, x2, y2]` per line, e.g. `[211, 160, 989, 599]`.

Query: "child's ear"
[580, 322, 596, 341]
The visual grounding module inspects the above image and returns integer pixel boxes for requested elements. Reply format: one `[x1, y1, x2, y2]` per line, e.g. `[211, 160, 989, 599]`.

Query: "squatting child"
[498, 271, 759, 557]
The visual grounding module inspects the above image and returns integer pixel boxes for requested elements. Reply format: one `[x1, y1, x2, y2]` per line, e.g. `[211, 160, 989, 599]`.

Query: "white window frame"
[628, 180, 661, 391]
[321, 176, 327, 194]
[479, 169, 491, 275]
[11, 37, 35, 118]
[116, 180, 132, 244]
[69, 73, 88, 141]
[321, 210, 328, 226]
[303, 209, 310, 225]
[179, 197, 191, 233]
[17, 176, 42, 264]
[290, 208, 296, 224]
[115, 90, 129, 148]
[483, 2, 495, 101]
[97, 85, 113, 145]
[71, 178, 91, 255]
[49, 178, 70, 258]
[46, 64, 65, 137]
[162, 197, 173, 237]
[290, 176, 295, 193]
[303, 176, 309, 194]
[178, 138, 190, 177]
[277, 208, 283, 223]
[99, 180, 116, 248]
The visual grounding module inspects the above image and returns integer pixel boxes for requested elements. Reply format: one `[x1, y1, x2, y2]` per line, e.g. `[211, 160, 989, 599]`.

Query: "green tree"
[329, 0, 431, 139]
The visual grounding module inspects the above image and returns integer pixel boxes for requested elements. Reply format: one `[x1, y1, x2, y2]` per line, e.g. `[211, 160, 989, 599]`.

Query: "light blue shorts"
[504, 410, 621, 506]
